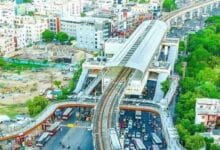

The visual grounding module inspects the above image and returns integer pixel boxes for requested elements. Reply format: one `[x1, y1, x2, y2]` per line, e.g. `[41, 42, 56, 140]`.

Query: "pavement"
[119, 111, 167, 150]
[43, 108, 93, 150]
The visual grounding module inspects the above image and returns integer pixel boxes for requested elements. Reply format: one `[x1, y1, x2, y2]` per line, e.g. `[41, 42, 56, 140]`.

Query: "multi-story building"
[76, 17, 111, 50]
[195, 98, 220, 128]
[14, 27, 27, 49]
[0, 1, 15, 26]
[48, 16, 60, 33]
[60, 17, 111, 51]
[0, 34, 15, 55]
[33, 0, 84, 17]
[60, 17, 78, 37]
[15, 16, 48, 44]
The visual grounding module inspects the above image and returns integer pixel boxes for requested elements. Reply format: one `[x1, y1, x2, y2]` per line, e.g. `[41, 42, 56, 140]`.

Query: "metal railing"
[0, 101, 96, 141]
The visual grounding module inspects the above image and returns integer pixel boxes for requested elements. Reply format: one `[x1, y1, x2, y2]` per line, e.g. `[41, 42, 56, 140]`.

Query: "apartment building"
[48, 17, 60, 33]
[195, 98, 220, 128]
[0, 1, 15, 25]
[0, 34, 15, 55]
[60, 17, 78, 37]
[76, 18, 111, 51]
[60, 17, 111, 51]
[14, 27, 27, 49]
[33, 0, 84, 17]
[15, 16, 48, 45]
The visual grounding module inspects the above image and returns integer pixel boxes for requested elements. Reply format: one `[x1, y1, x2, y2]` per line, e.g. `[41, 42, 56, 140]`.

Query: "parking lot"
[0, 107, 94, 150]
[167, 9, 220, 39]
[143, 80, 157, 100]
[43, 107, 94, 150]
[118, 110, 167, 150]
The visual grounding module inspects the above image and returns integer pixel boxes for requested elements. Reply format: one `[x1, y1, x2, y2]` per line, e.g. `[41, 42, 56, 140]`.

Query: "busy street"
[118, 110, 167, 150]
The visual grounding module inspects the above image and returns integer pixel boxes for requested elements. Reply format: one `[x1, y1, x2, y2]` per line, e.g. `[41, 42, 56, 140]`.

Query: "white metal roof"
[106, 20, 168, 74]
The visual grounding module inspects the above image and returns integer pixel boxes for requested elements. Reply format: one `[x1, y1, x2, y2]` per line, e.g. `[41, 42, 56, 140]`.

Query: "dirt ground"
[0, 44, 93, 105]
[0, 68, 69, 105]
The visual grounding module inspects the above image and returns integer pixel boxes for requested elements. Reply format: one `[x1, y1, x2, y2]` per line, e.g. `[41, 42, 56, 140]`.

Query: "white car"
[144, 135, 148, 141]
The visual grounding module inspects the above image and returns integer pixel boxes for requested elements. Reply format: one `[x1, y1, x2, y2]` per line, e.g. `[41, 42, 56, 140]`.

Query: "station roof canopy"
[106, 20, 168, 74]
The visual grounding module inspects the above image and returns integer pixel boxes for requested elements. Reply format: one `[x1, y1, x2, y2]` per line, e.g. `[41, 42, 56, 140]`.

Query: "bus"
[62, 108, 73, 120]
[135, 111, 141, 120]
[151, 133, 162, 144]
[108, 128, 122, 150]
[133, 138, 146, 150]
[36, 132, 51, 147]
[46, 122, 61, 136]
[152, 144, 160, 150]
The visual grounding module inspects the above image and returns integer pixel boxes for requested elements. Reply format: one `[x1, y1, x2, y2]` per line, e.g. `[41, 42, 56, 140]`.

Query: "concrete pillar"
[185, 12, 191, 20]
[189, 11, 193, 19]
[182, 14, 186, 22]
[192, 10, 198, 18]
[195, 10, 199, 18]
[214, 2, 219, 9]
[207, 5, 211, 13]
[200, 7, 205, 15]
[177, 16, 183, 26]
[210, 4, 213, 11]
[164, 46, 168, 56]
[204, 6, 207, 14]
[197, 8, 202, 17]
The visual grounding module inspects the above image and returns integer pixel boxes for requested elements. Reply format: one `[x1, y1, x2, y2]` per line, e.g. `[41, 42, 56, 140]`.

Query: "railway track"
[107, 69, 132, 129]
[161, 0, 219, 22]
[93, 68, 132, 150]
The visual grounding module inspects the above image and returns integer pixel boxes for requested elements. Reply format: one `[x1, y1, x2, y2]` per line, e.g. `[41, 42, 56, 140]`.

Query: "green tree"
[179, 41, 186, 52]
[139, 0, 146, 3]
[42, 29, 55, 42]
[163, 0, 176, 12]
[56, 32, 69, 44]
[176, 124, 190, 142]
[24, 0, 32, 3]
[53, 80, 62, 89]
[181, 77, 197, 93]
[185, 135, 205, 150]
[211, 144, 220, 150]
[205, 16, 220, 25]
[204, 137, 214, 150]
[196, 68, 218, 84]
[27, 11, 34, 16]
[80, 12, 86, 17]
[196, 82, 220, 98]
[175, 16, 220, 149]
[161, 78, 171, 94]
[0, 58, 6, 67]
[26, 96, 49, 117]
[216, 23, 220, 33]
[69, 36, 76, 41]
[175, 92, 197, 122]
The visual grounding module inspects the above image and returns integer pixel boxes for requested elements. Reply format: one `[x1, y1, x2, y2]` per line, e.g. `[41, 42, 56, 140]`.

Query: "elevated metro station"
[80, 20, 179, 99]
